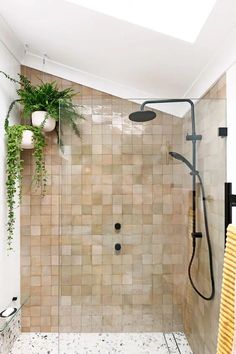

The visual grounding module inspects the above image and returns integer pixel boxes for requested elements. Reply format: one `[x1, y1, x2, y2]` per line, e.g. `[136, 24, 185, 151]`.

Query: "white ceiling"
[1, 0, 236, 113]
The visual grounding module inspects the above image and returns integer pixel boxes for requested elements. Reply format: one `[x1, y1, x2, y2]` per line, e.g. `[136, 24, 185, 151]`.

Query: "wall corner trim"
[0, 15, 25, 64]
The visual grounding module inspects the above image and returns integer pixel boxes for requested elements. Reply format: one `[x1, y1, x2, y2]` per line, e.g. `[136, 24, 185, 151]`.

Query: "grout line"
[163, 333, 171, 354]
[173, 333, 181, 354]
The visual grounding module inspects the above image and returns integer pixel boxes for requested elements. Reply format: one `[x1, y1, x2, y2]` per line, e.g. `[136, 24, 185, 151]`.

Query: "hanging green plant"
[0, 71, 84, 150]
[6, 125, 47, 250]
[0, 70, 84, 250]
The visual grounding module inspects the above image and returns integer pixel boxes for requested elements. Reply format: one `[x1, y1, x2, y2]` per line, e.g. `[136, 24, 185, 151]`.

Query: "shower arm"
[140, 99, 202, 236]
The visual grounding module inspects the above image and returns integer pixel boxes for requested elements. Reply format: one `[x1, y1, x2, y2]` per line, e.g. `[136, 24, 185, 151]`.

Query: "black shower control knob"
[115, 243, 121, 251]
[115, 223, 121, 230]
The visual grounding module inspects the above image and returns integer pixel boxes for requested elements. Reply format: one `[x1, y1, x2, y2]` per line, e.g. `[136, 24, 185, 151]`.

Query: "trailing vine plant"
[6, 125, 47, 250]
[0, 71, 84, 150]
[0, 70, 84, 250]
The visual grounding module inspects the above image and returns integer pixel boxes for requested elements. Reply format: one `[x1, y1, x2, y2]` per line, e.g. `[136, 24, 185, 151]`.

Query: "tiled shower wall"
[20, 66, 226, 344]
[20, 66, 187, 332]
[182, 76, 226, 354]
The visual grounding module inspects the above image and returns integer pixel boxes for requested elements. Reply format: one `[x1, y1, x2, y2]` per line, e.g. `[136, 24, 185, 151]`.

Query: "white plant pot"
[32, 111, 56, 132]
[21, 130, 34, 149]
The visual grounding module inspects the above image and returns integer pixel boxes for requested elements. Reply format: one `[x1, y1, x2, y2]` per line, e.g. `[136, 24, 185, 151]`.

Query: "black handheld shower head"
[169, 151, 198, 174]
[129, 110, 156, 122]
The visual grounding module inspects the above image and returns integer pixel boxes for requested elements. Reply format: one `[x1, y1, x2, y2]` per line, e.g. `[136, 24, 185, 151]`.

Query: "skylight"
[66, 0, 217, 43]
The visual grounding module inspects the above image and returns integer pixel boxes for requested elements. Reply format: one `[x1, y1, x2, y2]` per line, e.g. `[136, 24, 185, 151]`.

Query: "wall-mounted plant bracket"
[225, 182, 236, 245]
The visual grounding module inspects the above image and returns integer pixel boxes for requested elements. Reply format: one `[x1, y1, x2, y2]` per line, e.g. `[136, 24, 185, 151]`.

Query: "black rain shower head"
[169, 151, 197, 174]
[129, 110, 156, 122]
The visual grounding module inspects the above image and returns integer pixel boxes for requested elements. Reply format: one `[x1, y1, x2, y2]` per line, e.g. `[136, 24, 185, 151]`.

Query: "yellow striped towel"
[217, 224, 236, 354]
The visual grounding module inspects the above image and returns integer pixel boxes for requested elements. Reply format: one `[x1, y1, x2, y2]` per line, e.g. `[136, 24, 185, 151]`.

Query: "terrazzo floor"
[10, 332, 192, 354]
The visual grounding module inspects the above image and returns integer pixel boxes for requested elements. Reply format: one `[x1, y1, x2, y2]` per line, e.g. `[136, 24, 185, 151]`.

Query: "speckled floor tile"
[164, 333, 179, 353]
[173, 332, 193, 354]
[10, 332, 192, 354]
[9, 333, 59, 354]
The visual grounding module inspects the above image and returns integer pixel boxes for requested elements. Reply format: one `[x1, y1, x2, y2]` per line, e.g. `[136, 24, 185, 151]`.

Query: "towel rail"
[225, 182, 236, 245]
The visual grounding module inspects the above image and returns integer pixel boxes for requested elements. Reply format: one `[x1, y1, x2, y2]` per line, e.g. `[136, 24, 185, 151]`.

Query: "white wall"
[226, 64, 236, 223]
[0, 40, 21, 311]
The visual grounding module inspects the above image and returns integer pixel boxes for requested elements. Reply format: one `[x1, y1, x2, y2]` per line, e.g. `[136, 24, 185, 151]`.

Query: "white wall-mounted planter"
[20, 130, 34, 149]
[32, 111, 56, 132]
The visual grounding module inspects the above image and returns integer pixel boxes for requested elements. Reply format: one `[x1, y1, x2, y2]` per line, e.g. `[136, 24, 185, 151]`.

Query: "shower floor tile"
[10, 332, 192, 354]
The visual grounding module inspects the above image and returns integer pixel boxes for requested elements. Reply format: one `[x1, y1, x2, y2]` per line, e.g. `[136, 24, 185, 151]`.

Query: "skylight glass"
[66, 0, 217, 43]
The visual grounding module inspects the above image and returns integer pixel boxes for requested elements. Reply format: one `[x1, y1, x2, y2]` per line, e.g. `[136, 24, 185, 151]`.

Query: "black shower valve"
[114, 223, 121, 231]
[115, 243, 121, 252]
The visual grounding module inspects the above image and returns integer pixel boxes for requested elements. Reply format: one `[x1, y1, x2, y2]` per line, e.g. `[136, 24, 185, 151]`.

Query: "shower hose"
[188, 173, 215, 301]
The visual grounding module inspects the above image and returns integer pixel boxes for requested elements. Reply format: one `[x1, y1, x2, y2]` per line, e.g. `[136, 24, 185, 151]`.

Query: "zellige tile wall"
[20, 66, 186, 333]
